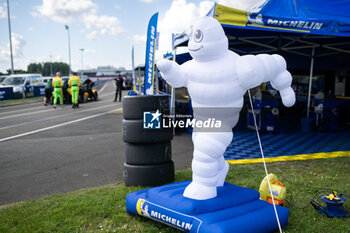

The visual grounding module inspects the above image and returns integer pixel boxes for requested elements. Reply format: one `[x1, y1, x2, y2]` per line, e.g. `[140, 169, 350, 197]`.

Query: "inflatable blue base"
[126, 181, 289, 233]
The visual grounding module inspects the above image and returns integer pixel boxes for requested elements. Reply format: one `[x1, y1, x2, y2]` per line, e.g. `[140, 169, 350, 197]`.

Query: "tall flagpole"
[7, 0, 14, 74]
[79, 48, 84, 76]
[65, 25, 72, 76]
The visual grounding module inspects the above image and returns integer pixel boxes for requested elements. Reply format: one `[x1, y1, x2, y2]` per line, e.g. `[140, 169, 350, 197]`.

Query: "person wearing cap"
[68, 72, 81, 108]
[52, 72, 64, 109]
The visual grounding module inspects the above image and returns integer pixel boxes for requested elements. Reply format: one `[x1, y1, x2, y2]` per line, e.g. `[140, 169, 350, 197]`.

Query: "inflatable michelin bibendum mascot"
[157, 17, 295, 200]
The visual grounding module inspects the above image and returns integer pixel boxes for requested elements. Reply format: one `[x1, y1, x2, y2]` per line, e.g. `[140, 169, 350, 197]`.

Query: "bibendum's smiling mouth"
[189, 45, 203, 52]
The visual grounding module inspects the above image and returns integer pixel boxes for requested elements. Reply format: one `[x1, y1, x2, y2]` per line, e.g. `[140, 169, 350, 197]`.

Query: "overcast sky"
[0, 0, 260, 73]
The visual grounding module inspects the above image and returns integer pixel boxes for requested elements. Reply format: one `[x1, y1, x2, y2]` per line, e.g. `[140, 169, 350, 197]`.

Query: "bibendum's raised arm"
[236, 54, 296, 107]
[157, 59, 187, 88]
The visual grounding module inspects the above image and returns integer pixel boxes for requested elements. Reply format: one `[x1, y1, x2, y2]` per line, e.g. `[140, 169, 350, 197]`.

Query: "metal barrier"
[0, 87, 14, 100]
[33, 86, 45, 97]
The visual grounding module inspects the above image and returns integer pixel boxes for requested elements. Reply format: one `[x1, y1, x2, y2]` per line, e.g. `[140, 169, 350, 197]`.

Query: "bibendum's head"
[188, 17, 228, 62]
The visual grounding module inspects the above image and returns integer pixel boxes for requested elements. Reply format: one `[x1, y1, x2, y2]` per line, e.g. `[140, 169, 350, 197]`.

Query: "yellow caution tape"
[227, 151, 350, 164]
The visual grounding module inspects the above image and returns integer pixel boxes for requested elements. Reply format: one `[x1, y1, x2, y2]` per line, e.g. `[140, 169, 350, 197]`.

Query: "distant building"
[77, 66, 133, 89]
[78, 66, 132, 79]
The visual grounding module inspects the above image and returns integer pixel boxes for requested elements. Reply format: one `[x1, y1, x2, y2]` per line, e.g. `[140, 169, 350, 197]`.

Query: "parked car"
[0, 76, 7, 84]
[62, 76, 98, 104]
[1, 74, 43, 98]
[61, 76, 70, 104]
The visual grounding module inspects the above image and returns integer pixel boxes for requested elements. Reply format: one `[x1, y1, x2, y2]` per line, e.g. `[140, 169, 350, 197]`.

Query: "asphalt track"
[0, 81, 193, 205]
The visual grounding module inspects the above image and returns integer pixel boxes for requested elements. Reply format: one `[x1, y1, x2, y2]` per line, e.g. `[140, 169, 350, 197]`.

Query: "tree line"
[27, 62, 71, 76]
[0, 62, 71, 76]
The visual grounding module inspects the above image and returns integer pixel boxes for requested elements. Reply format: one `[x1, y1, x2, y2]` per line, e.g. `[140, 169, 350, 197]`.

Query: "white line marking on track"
[99, 91, 115, 98]
[0, 101, 41, 110]
[0, 108, 55, 120]
[0, 105, 45, 115]
[99, 83, 108, 93]
[0, 97, 117, 120]
[0, 107, 122, 143]
[0, 102, 122, 131]
[0, 83, 115, 118]
[0, 87, 114, 115]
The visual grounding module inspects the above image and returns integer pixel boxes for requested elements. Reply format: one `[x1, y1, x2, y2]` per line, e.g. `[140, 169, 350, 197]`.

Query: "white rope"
[247, 90, 283, 233]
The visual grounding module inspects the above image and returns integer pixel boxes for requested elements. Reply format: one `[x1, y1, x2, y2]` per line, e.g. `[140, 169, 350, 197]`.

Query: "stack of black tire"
[122, 95, 174, 186]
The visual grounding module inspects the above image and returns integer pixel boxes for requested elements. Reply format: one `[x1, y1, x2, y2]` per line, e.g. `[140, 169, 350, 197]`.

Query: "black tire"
[125, 142, 172, 165]
[123, 95, 170, 120]
[94, 92, 98, 101]
[123, 161, 174, 186]
[122, 119, 173, 143]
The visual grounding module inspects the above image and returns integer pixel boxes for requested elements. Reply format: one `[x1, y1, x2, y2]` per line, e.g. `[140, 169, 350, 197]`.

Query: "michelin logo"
[136, 199, 195, 231]
[247, 12, 323, 30]
[143, 110, 162, 129]
[138, 199, 150, 217]
[247, 13, 264, 26]
[150, 210, 193, 231]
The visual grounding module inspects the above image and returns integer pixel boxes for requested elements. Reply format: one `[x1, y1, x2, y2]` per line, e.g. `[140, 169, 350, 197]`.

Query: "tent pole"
[170, 49, 176, 115]
[155, 68, 159, 94]
[170, 48, 176, 135]
[138, 67, 141, 94]
[306, 47, 315, 118]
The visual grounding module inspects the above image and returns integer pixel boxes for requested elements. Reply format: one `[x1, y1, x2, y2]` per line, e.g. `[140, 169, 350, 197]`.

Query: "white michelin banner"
[157, 16, 295, 200]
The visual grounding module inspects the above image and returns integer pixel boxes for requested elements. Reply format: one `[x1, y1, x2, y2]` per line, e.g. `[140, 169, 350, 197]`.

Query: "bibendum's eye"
[193, 30, 203, 43]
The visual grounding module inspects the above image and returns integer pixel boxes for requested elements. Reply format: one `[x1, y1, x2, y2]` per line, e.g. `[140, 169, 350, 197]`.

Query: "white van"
[42, 76, 53, 84]
[1, 74, 43, 98]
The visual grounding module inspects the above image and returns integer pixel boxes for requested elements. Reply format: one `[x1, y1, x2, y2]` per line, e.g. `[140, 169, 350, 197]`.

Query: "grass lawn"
[0, 97, 43, 106]
[0, 157, 349, 233]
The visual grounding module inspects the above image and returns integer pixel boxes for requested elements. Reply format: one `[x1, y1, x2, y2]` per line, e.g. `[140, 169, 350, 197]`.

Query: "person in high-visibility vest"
[68, 72, 81, 108]
[52, 72, 64, 109]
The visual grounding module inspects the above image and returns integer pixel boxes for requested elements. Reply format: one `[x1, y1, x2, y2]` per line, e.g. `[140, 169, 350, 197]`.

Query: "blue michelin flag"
[172, 32, 189, 50]
[144, 12, 158, 95]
